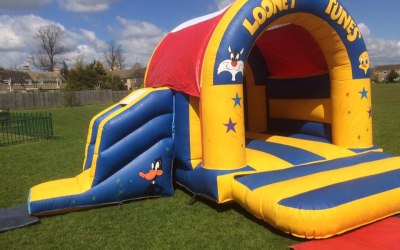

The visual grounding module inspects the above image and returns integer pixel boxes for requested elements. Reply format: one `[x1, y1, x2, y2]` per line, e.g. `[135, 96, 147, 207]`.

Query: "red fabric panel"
[256, 24, 328, 78]
[146, 11, 225, 97]
[292, 217, 400, 250]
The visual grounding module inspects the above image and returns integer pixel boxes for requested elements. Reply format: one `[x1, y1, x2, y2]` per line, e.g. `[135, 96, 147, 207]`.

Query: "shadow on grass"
[175, 184, 305, 243]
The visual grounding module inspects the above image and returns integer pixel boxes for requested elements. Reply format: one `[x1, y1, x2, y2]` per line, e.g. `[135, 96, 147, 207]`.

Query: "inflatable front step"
[232, 152, 400, 239]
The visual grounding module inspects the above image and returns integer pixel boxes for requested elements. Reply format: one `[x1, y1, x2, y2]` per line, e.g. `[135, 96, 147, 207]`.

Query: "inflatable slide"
[29, 0, 400, 239]
[29, 88, 175, 214]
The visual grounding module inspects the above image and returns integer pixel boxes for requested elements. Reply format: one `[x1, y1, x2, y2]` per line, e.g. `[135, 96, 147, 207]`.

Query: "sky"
[0, 0, 399, 70]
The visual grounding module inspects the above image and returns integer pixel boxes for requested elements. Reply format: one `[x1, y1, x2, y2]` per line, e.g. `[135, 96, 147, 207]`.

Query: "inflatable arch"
[29, 0, 400, 239]
[146, 0, 372, 170]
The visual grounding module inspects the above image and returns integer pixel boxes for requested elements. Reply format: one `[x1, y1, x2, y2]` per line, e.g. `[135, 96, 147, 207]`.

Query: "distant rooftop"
[374, 64, 400, 71]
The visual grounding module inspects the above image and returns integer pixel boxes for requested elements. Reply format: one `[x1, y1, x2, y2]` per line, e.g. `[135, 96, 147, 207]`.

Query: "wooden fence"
[0, 90, 131, 110]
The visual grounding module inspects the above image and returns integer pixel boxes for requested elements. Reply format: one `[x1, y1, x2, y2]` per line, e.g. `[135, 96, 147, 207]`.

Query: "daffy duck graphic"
[139, 158, 164, 195]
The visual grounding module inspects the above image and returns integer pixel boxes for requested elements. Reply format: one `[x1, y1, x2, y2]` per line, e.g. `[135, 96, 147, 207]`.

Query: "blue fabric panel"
[266, 73, 330, 99]
[29, 139, 175, 215]
[93, 114, 173, 186]
[99, 89, 173, 152]
[246, 139, 325, 165]
[84, 105, 121, 170]
[174, 92, 193, 170]
[279, 169, 400, 210]
[236, 152, 392, 191]
[269, 119, 332, 141]
[288, 133, 331, 143]
[349, 145, 382, 153]
[176, 165, 254, 201]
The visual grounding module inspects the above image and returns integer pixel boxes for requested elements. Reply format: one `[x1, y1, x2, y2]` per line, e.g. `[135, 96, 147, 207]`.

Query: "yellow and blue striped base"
[232, 152, 400, 238]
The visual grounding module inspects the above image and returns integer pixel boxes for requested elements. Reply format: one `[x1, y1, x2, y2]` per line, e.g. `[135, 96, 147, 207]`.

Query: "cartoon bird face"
[359, 51, 370, 74]
[139, 158, 163, 181]
[151, 158, 162, 172]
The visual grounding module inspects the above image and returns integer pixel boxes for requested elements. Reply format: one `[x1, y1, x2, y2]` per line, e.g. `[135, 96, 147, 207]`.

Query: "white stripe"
[171, 5, 231, 33]
[120, 89, 149, 105]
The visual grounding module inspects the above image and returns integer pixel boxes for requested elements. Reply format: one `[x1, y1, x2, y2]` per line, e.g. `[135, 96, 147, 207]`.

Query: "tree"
[103, 40, 125, 71]
[105, 73, 126, 90]
[61, 61, 69, 80]
[387, 70, 399, 83]
[29, 24, 67, 71]
[65, 60, 127, 91]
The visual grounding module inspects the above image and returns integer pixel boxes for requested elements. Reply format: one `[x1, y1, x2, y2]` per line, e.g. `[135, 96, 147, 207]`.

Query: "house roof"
[27, 71, 64, 82]
[374, 64, 400, 71]
[0, 69, 32, 83]
[112, 67, 146, 79]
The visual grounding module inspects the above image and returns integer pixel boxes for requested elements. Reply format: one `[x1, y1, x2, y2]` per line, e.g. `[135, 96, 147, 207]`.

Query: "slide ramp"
[28, 88, 175, 215]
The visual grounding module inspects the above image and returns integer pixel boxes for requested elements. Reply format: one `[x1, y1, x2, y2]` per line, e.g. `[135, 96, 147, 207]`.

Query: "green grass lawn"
[1, 84, 400, 249]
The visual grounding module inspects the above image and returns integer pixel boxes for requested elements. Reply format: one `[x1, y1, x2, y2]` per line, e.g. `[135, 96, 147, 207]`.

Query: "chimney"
[53, 67, 61, 74]
[23, 65, 30, 72]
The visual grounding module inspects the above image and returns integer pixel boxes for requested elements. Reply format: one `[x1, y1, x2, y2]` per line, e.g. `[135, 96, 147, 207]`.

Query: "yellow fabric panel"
[232, 156, 400, 238]
[269, 99, 332, 124]
[201, 0, 248, 86]
[246, 132, 355, 160]
[331, 78, 372, 148]
[274, 189, 400, 239]
[90, 88, 163, 177]
[201, 84, 246, 170]
[245, 148, 292, 171]
[245, 64, 267, 132]
[268, 13, 352, 81]
[30, 169, 92, 202]
[189, 96, 202, 169]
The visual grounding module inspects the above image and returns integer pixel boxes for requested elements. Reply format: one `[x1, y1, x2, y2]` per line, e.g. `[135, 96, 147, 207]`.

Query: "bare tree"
[29, 24, 67, 71]
[103, 40, 125, 71]
[73, 54, 85, 69]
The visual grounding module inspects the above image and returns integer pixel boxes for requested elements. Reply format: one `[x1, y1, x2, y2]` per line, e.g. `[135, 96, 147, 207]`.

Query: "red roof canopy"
[146, 9, 328, 96]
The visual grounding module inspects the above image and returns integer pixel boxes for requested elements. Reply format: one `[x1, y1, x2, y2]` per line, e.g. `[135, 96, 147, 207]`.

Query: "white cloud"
[0, 0, 52, 11]
[212, 0, 235, 10]
[0, 15, 58, 52]
[80, 28, 106, 49]
[108, 17, 167, 66]
[0, 14, 105, 69]
[359, 23, 400, 66]
[59, 0, 115, 13]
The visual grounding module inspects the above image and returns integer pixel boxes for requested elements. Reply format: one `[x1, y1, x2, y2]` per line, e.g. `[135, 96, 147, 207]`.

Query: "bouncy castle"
[28, 0, 400, 239]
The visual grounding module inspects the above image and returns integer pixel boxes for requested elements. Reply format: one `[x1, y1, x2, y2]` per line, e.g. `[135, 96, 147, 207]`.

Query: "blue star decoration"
[367, 107, 372, 118]
[224, 118, 237, 133]
[359, 87, 368, 99]
[232, 92, 242, 107]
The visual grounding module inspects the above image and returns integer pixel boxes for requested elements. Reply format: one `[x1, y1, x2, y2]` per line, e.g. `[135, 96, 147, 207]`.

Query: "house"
[111, 64, 146, 90]
[24, 65, 65, 92]
[0, 65, 65, 92]
[0, 68, 32, 92]
[373, 64, 400, 82]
